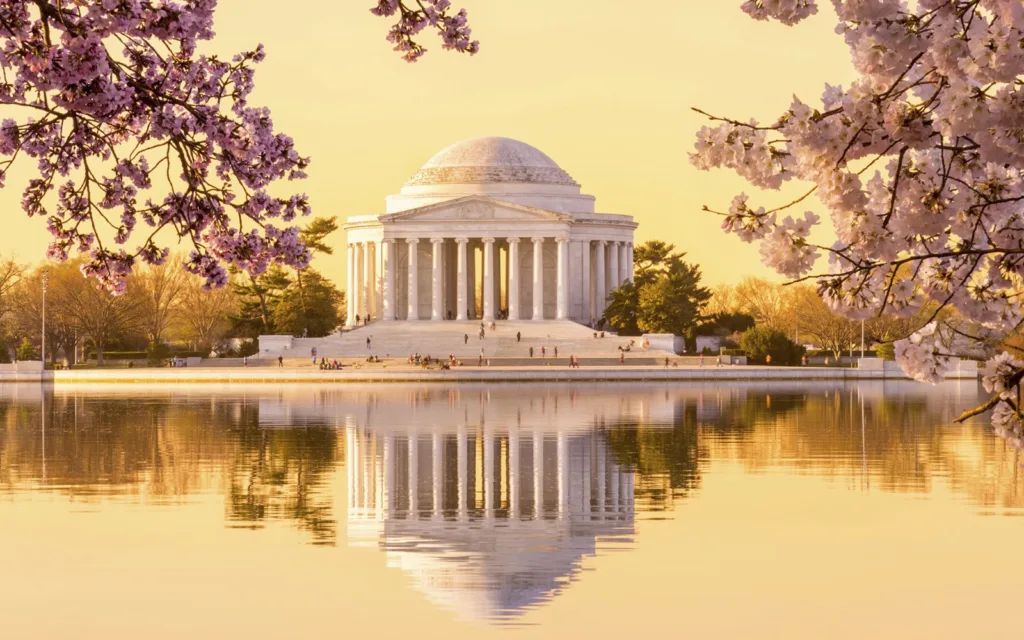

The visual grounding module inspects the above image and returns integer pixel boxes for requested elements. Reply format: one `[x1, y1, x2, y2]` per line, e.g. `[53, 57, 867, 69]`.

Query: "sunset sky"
[0, 0, 857, 287]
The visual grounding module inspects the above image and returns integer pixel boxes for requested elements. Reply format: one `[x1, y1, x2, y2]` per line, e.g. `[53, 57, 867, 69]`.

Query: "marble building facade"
[344, 137, 638, 324]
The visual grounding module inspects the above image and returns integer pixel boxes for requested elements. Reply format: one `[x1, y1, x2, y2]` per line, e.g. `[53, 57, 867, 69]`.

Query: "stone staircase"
[260, 320, 673, 360]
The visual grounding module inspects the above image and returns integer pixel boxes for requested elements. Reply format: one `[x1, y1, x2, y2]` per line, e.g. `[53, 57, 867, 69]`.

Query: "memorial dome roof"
[405, 137, 579, 187]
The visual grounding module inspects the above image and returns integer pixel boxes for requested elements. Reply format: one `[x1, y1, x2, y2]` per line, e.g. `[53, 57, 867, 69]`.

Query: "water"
[0, 381, 1021, 638]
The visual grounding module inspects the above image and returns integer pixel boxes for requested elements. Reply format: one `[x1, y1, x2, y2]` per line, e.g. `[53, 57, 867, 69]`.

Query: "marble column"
[532, 237, 545, 320]
[581, 240, 592, 324]
[431, 238, 444, 321]
[365, 241, 376, 321]
[607, 241, 619, 298]
[406, 238, 419, 321]
[619, 241, 630, 286]
[594, 240, 606, 318]
[622, 241, 630, 282]
[355, 243, 366, 321]
[346, 244, 356, 326]
[455, 238, 469, 321]
[507, 238, 521, 320]
[556, 237, 569, 320]
[383, 239, 395, 321]
[482, 237, 496, 322]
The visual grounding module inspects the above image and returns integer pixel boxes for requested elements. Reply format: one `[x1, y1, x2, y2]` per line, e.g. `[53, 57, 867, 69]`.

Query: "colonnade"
[346, 237, 634, 325]
[346, 428, 635, 521]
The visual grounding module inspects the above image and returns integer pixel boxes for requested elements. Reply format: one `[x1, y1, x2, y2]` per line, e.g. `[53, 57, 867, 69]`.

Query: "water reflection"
[346, 426, 634, 621]
[0, 381, 1021, 628]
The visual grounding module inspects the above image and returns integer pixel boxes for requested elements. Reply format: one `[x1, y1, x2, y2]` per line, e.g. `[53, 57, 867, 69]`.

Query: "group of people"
[319, 357, 344, 370]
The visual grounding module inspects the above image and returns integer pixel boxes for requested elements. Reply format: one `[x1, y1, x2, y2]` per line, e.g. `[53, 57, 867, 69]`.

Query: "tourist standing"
[541, 346, 546, 358]
[554, 346, 558, 358]
[766, 354, 772, 365]
[366, 336, 372, 350]
[479, 348, 484, 366]
[278, 356, 283, 368]
[699, 353, 705, 367]
[243, 356, 248, 367]
[716, 355, 722, 367]
[620, 352, 625, 364]
[516, 331, 521, 343]
[529, 346, 534, 358]
[464, 333, 469, 345]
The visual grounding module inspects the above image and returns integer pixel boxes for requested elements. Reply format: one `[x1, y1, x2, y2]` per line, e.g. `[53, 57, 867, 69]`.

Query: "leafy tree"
[740, 327, 805, 366]
[229, 265, 292, 338]
[0, 337, 10, 364]
[16, 337, 36, 361]
[272, 270, 344, 338]
[605, 241, 711, 337]
[293, 217, 339, 318]
[698, 312, 756, 337]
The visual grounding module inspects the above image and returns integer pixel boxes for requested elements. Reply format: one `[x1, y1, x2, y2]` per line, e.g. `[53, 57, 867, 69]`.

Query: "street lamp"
[41, 269, 48, 367]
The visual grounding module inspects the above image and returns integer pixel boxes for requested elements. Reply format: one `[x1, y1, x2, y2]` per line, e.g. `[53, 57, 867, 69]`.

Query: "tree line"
[0, 218, 345, 366]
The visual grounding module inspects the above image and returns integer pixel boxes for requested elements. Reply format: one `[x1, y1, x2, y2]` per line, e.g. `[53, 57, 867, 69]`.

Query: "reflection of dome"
[347, 427, 635, 623]
[405, 137, 579, 187]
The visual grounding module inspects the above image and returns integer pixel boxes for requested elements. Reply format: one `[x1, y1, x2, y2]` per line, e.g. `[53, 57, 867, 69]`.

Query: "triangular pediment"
[380, 196, 570, 223]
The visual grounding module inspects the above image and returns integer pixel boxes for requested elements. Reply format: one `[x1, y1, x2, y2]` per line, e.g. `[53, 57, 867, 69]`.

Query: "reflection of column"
[406, 239, 419, 321]
[408, 432, 418, 515]
[383, 239, 395, 321]
[457, 425, 467, 518]
[431, 238, 444, 321]
[557, 433, 568, 519]
[363, 434, 372, 515]
[456, 238, 469, 321]
[482, 238, 496, 321]
[596, 438, 606, 519]
[533, 432, 543, 518]
[594, 240, 606, 317]
[507, 238, 520, 320]
[532, 237, 545, 320]
[556, 238, 569, 320]
[509, 430, 520, 519]
[610, 465, 619, 514]
[347, 429, 355, 510]
[484, 426, 494, 518]
[384, 435, 395, 516]
[432, 431, 442, 517]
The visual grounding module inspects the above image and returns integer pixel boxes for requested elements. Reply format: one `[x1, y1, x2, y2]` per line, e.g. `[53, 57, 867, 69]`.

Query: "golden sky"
[0, 0, 857, 286]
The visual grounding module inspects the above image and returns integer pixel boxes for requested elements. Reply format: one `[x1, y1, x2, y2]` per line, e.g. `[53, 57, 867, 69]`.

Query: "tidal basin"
[1, 381, 1022, 639]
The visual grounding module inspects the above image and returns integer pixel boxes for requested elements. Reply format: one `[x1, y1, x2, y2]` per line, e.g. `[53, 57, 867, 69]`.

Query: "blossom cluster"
[691, 1, 1024, 448]
[370, 0, 479, 63]
[0, 0, 312, 293]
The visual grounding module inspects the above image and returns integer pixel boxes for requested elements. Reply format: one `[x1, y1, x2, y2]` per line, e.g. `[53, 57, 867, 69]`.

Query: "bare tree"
[59, 274, 146, 366]
[705, 283, 740, 317]
[0, 258, 25, 337]
[787, 286, 860, 359]
[134, 255, 186, 345]
[734, 277, 794, 332]
[13, 262, 85, 365]
[173, 273, 239, 353]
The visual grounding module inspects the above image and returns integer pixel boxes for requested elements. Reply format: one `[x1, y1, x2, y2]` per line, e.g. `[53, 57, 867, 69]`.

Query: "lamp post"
[41, 269, 48, 367]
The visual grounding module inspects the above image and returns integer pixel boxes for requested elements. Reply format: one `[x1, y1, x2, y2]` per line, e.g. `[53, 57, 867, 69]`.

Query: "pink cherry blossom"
[692, 0, 1024, 448]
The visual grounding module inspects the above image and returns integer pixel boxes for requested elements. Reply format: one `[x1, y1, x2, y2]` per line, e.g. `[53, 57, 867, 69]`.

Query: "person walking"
[699, 353, 704, 367]
[516, 331, 521, 343]
[620, 352, 625, 364]
[766, 354, 772, 366]
[541, 346, 546, 358]
[479, 348, 484, 366]
[716, 355, 722, 367]
[243, 356, 248, 367]
[278, 355, 283, 368]
[529, 346, 534, 358]
[554, 346, 558, 358]
[464, 333, 469, 345]
[801, 355, 807, 366]
[366, 336, 372, 350]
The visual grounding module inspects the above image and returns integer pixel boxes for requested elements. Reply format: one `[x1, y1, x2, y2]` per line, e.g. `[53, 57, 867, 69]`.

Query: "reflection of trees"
[0, 392, 338, 544]
[701, 388, 1024, 509]
[605, 398, 701, 511]
[225, 425, 337, 545]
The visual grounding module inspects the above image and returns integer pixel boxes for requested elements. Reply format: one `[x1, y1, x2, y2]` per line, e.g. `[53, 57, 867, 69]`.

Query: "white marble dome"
[405, 137, 579, 187]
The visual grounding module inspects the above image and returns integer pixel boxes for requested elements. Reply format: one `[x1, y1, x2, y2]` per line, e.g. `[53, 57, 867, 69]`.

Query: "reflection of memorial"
[346, 425, 635, 622]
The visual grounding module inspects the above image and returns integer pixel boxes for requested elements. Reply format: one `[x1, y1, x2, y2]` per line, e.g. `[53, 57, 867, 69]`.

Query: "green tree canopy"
[740, 326, 805, 366]
[273, 270, 344, 338]
[605, 241, 711, 337]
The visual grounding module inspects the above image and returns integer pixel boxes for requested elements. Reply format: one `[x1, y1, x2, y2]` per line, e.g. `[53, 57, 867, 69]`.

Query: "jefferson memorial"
[344, 137, 638, 325]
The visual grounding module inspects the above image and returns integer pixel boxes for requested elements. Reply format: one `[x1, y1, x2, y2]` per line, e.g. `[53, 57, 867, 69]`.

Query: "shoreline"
[0, 365, 980, 384]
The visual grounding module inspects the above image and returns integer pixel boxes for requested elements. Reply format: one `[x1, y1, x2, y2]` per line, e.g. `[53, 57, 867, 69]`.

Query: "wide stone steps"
[261, 320, 672, 360]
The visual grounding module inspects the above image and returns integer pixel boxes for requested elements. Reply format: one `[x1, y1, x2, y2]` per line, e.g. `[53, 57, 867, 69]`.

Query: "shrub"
[740, 327, 805, 366]
[16, 337, 37, 361]
[875, 342, 896, 361]
[147, 341, 173, 366]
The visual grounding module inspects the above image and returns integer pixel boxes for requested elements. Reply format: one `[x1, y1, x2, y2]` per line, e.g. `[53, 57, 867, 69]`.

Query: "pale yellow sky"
[0, 1, 856, 286]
